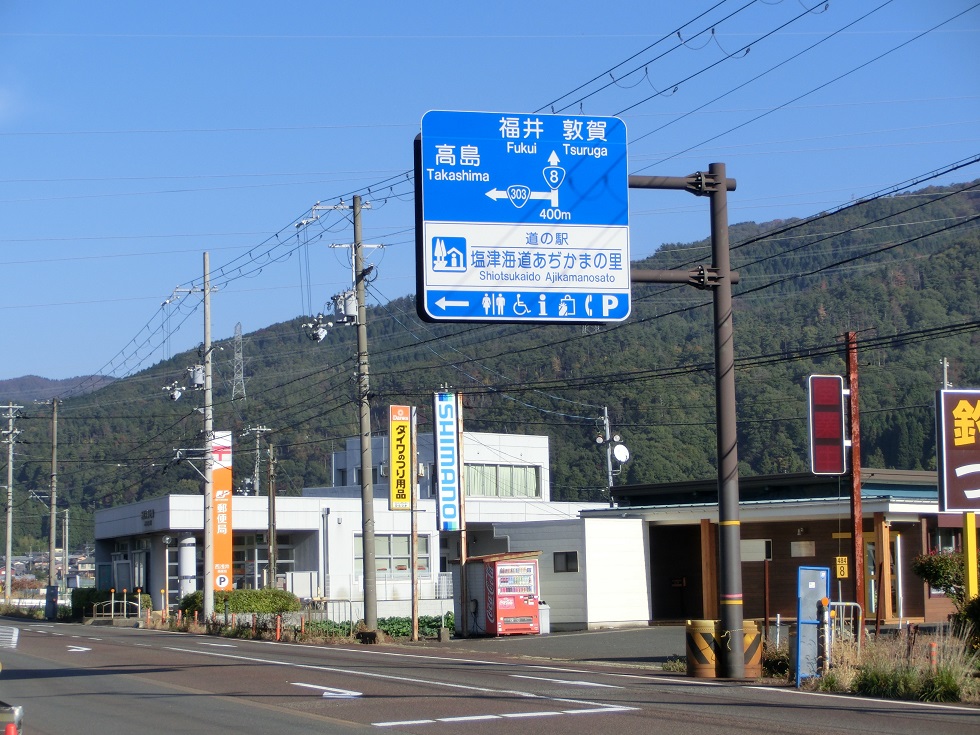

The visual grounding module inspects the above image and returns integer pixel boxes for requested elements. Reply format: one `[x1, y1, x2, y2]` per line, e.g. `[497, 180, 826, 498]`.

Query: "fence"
[829, 601, 864, 654]
[91, 597, 142, 620]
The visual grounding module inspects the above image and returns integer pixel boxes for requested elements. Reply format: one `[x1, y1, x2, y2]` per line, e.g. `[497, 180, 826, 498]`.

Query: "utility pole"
[630, 164, 744, 678]
[267, 444, 277, 586]
[603, 407, 614, 491]
[2, 403, 22, 605]
[846, 332, 864, 620]
[203, 251, 215, 620]
[244, 426, 270, 496]
[354, 193, 378, 632]
[62, 508, 69, 580]
[300, 195, 378, 630]
[49, 398, 58, 587]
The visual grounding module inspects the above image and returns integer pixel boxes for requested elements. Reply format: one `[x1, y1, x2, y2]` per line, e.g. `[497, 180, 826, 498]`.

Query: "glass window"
[356, 534, 431, 580]
[465, 464, 540, 498]
[554, 551, 579, 573]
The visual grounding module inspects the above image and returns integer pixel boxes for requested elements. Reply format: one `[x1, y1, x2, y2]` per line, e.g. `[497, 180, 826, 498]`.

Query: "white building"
[94, 432, 649, 629]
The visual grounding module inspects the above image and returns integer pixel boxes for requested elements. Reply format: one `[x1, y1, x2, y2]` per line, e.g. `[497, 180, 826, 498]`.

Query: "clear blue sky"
[1, 1, 977, 381]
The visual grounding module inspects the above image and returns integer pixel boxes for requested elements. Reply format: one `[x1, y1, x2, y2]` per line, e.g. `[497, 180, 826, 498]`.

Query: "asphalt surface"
[422, 624, 687, 668]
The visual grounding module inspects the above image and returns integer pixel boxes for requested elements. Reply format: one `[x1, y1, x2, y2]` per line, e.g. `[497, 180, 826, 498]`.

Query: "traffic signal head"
[808, 374, 848, 475]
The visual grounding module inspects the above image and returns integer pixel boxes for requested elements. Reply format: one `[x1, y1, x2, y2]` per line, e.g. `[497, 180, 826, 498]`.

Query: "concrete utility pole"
[630, 164, 744, 678]
[244, 425, 270, 496]
[2, 403, 22, 605]
[49, 398, 58, 587]
[354, 193, 378, 632]
[203, 252, 215, 620]
[267, 444, 277, 586]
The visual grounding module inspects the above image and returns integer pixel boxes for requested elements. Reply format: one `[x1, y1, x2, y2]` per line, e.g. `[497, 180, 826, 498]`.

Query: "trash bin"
[538, 603, 550, 635]
[743, 620, 762, 678]
[685, 619, 719, 678]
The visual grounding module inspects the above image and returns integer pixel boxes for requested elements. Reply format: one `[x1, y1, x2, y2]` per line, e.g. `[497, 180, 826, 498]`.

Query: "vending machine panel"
[486, 559, 540, 635]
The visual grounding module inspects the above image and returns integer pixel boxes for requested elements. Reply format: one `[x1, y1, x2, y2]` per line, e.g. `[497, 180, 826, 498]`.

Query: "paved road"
[0, 620, 977, 735]
[426, 624, 686, 667]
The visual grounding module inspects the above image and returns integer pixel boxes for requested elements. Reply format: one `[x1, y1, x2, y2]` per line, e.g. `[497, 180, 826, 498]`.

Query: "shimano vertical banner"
[433, 392, 464, 531]
[212, 430, 233, 591]
[389, 405, 413, 511]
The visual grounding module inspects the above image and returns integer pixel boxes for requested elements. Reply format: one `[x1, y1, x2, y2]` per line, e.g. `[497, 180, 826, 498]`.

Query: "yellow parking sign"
[835, 555, 849, 579]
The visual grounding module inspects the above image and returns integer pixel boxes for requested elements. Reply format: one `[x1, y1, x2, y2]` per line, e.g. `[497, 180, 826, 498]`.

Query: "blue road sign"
[415, 110, 630, 323]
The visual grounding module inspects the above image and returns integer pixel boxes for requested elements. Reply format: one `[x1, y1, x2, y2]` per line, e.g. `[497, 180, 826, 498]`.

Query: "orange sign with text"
[212, 430, 233, 591]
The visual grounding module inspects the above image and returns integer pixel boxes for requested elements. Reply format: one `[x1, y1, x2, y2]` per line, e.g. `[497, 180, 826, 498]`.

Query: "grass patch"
[810, 626, 979, 703]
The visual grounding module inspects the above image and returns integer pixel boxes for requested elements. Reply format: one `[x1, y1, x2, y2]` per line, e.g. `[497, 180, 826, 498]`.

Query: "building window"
[355, 534, 430, 579]
[930, 528, 958, 553]
[466, 464, 540, 498]
[334, 467, 347, 487]
[554, 551, 579, 573]
[354, 466, 379, 485]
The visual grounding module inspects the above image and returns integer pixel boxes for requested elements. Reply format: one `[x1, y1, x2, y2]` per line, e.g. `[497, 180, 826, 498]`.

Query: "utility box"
[45, 585, 59, 620]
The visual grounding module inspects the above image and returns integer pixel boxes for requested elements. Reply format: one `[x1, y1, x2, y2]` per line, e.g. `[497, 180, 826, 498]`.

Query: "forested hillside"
[3, 179, 978, 551]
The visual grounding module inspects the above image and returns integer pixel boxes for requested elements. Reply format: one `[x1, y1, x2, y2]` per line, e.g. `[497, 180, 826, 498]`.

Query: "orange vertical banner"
[212, 430, 233, 591]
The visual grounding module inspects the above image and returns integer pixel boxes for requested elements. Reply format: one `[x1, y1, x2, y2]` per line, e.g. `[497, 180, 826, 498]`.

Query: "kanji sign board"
[936, 389, 980, 511]
[415, 110, 630, 324]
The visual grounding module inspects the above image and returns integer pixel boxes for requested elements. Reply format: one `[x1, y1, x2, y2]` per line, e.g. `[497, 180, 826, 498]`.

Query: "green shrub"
[375, 614, 453, 639]
[179, 588, 301, 616]
[911, 552, 980, 613]
[919, 666, 962, 702]
[306, 619, 354, 637]
[69, 588, 152, 619]
[954, 595, 980, 646]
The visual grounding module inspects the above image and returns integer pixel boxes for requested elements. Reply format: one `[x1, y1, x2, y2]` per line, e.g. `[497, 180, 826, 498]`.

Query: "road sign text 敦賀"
[416, 110, 630, 323]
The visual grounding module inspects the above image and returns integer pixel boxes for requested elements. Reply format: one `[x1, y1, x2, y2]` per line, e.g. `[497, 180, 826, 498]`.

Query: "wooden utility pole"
[846, 332, 865, 618]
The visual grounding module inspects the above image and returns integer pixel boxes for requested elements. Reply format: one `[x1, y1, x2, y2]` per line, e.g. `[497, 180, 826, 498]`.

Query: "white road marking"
[510, 674, 622, 689]
[162, 645, 635, 725]
[375, 705, 637, 727]
[291, 682, 362, 699]
[197, 642, 237, 647]
[66, 645, 91, 652]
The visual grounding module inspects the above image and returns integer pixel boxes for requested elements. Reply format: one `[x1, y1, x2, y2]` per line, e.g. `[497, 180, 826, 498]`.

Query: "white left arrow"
[436, 297, 469, 309]
[292, 682, 361, 699]
[67, 645, 91, 653]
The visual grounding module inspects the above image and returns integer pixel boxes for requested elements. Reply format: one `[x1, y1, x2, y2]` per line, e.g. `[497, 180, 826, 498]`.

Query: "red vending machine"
[484, 556, 540, 636]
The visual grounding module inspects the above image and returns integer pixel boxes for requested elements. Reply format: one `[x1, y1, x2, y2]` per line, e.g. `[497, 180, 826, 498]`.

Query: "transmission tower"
[232, 322, 246, 401]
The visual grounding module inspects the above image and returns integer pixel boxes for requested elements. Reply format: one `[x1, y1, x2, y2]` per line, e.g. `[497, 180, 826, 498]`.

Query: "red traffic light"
[808, 375, 847, 475]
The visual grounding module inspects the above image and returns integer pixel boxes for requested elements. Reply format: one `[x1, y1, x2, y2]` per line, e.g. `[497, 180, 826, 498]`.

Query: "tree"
[910, 551, 980, 612]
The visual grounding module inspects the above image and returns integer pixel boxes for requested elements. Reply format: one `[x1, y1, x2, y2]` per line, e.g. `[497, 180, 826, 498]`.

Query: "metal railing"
[830, 601, 863, 654]
[91, 599, 142, 620]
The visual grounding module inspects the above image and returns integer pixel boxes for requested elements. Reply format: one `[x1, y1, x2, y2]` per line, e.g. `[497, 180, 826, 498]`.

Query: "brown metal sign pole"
[630, 164, 744, 678]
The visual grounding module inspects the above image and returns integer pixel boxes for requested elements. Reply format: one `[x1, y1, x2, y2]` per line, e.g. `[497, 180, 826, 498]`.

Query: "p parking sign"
[415, 110, 630, 324]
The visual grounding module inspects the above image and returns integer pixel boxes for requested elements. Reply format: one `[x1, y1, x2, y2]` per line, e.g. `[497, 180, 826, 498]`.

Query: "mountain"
[2, 179, 978, 552]
[0, 375, 115, 403]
